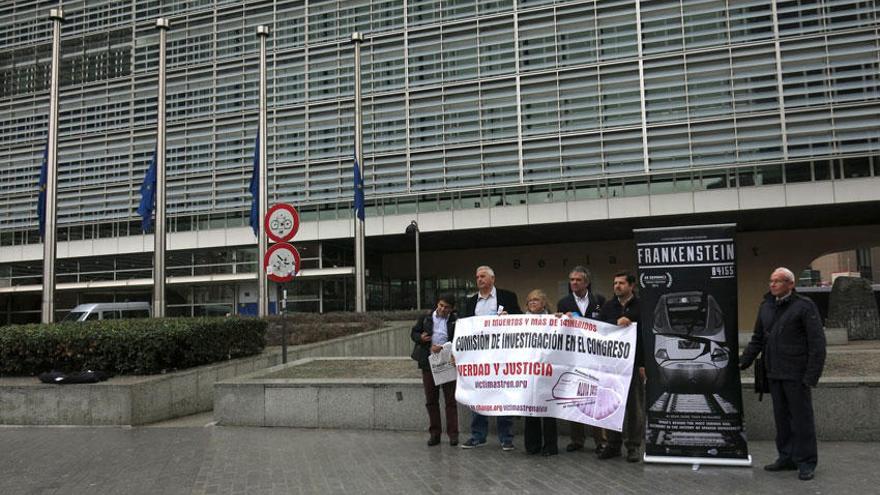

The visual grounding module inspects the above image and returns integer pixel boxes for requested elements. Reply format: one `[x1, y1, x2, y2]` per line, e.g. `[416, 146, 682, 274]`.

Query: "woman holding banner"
[523, 289, 559, 456]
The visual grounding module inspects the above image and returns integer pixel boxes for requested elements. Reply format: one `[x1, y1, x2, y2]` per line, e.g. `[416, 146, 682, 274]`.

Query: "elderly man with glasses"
[740, 267, 826, 481]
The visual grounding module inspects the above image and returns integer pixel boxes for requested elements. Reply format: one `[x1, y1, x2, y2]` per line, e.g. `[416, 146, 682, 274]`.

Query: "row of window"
[1, 1, 879, 230]
[2, 97, 877, 220]
[5, 1, 878, 53]
[0, 241, 337, 285]
[0, 156, 875, 247]
[5, 27, 878, 152]
[0, 279, 354, 323]
[0, 276, 453, 321]
[5, 2, 880, 100]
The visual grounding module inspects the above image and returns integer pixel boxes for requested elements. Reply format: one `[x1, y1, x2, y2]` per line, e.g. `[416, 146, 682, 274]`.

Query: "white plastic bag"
[428, 342, 457, 385]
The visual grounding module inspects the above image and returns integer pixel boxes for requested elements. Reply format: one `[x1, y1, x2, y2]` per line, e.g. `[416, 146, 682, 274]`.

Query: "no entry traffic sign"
[263, 242, 301, 283]
[264, 203, 300, 243]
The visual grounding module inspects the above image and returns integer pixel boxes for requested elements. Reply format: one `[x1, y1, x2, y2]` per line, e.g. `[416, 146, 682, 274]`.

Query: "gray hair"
[569, 265, 592, 282]
[476, 265, 495, 277]
[772, 267, 796, 283]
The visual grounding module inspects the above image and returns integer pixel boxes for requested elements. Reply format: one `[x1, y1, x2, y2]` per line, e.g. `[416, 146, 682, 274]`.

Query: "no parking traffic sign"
[264, 203, 300, 243]
[263, 242, 301, 283]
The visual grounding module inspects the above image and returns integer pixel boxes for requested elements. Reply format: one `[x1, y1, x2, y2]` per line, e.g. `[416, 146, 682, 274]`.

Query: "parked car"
[61, 302, 151, 322]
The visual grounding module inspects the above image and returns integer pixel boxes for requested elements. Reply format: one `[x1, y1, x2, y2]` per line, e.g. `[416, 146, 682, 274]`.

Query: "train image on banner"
[652, 291, 731, 394]
[550, 370, 625, 422]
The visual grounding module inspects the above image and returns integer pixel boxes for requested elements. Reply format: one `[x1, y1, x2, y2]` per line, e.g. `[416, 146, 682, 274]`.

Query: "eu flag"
[37, 144, 48, 237]
[249, 131, 259, 237]
[136, 149, 158, 232]
[353, 154, 365, 221]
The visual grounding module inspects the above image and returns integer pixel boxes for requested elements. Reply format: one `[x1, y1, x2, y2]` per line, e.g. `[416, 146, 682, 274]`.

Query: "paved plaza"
[1, 417, 878, 495]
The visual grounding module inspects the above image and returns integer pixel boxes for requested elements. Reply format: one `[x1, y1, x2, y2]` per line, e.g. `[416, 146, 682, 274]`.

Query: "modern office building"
[1, 1, 879, 325]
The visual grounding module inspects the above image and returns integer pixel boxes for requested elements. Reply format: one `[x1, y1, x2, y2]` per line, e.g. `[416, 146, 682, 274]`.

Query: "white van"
[62, 302, 152, 322]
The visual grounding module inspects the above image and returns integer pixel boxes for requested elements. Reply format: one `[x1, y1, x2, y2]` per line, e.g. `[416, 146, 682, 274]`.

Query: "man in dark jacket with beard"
[411, 294, 459, 446]
[740, 267, 826, 481]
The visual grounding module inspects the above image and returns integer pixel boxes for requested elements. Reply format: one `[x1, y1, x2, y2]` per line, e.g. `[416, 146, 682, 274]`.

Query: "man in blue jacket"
[740, 267, 826, 481]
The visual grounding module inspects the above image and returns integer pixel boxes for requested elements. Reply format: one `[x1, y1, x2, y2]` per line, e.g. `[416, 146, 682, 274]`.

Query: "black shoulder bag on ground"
[38, 370, 110, 384]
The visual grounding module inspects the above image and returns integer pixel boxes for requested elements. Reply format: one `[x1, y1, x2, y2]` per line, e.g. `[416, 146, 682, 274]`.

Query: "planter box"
[0, 352, 276, 426]
[0, 321, 412, 426]
[217, 357, 880, 442]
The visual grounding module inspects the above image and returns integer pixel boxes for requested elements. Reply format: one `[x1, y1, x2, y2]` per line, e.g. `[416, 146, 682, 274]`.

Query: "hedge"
[265, 310, 424, 325]
[0, 317, 267, 376]
[263, 310, 426, 346]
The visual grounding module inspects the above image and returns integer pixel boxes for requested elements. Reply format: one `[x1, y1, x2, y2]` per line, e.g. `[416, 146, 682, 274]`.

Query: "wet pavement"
[1, 420, 877, 494]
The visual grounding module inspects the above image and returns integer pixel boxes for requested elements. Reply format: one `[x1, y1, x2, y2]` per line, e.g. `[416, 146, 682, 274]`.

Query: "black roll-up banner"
[635, 224, 751, 466]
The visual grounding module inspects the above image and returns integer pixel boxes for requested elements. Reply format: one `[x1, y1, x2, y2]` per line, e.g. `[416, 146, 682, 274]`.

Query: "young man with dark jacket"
[740, 267, 826, 481]
[411, 294, 459, 446]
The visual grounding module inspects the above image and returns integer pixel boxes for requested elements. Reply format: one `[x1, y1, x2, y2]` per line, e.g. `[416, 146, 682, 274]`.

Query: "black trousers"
[606, 369, 645, 452]
[769, 379, 818, 468]
[524, 417, 558, 454]
[568, 421, 606, 449]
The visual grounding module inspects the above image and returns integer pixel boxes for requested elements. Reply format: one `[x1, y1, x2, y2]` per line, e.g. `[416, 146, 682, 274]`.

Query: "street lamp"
[406, 220, 421, 310]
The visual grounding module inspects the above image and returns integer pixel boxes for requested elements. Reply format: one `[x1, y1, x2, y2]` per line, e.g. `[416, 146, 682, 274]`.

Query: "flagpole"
[257, 25, 270, 318]
[41, 7, 63, 324]
[153, 18, 169, 318]
[351, 32, 366, 313]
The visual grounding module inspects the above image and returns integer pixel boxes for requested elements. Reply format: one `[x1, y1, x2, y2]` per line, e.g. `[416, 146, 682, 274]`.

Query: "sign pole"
[264, 202, 300, 363]
[281, 286, 288, 364]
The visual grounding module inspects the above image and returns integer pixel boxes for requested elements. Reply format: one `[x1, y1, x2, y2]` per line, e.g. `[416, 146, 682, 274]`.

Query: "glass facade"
[1, 0, 879, 236]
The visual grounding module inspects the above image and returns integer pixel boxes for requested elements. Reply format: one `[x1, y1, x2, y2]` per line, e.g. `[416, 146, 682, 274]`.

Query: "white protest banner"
[428, 342, 457, 385]
[453, 314, 636, 432]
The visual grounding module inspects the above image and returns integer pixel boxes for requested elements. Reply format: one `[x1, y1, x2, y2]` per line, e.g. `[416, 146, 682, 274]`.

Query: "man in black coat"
[740, 267, 826, 481]
[556, 265, 607, 453]
[460, 265, 522, 450]
[411, 294, 459, 446]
